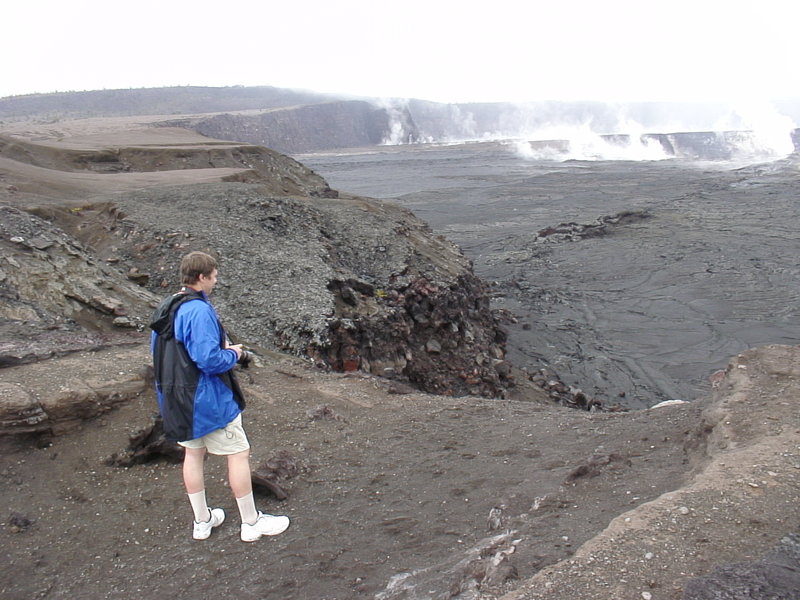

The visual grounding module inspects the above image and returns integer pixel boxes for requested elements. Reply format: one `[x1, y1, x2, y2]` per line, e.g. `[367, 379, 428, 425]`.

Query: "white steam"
[714, 101, 796, 159]
[376, 98, 797, 163]
[511, 121, 670, 161]
[377, 99, 413, 145]
[513, 102, 797, 163]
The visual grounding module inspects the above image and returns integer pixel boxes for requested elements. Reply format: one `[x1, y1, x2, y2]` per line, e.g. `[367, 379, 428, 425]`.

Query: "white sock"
[236, 492, 259, 525]
[188, 490, 210, 523]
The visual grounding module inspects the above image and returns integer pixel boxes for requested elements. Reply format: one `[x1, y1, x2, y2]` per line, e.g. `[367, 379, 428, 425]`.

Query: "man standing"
[150, 251, 289, 542]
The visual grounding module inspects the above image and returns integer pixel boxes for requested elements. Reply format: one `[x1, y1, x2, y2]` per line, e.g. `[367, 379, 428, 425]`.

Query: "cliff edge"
[0, 121, 512, 440]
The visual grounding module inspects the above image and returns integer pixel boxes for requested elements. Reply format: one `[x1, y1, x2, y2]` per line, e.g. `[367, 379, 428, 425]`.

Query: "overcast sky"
[3, 0, 797, 104]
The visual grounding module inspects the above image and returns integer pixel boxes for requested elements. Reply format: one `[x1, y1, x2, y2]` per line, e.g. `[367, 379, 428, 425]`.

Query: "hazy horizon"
[5, 1, 798, 105]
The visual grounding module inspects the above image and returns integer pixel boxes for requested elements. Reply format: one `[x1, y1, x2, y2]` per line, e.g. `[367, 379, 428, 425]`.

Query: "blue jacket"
[150, 289, 244, 441]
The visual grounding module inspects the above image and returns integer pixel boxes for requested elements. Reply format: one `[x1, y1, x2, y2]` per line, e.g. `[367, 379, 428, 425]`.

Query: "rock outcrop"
[108, 182, 511, 398]
[0, 123, 510, 439]
[0, 345, 151, 441]
[534, 210, 652, 243]
[0, 205, 156, 364]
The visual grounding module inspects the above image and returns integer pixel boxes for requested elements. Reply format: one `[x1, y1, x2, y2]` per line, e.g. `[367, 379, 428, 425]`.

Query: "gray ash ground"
[0, 350, 705, 600]
[301, 143, 800, 408]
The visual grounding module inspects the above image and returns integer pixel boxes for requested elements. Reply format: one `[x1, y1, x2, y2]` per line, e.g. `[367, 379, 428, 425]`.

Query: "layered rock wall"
[0, 205, 156, 363]
[172, 100, 419, 154]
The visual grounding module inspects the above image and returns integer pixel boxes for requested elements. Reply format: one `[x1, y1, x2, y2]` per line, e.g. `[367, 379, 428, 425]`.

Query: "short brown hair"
[180, 251, 218, 285]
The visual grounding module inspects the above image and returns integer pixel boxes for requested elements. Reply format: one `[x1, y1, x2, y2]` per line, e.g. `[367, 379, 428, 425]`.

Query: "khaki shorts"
[178, 414, 250, 455]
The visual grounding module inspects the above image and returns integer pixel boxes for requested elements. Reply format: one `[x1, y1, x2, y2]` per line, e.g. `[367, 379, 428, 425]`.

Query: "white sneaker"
[241, 511, 290, 542]
[192, 507, 225, 540]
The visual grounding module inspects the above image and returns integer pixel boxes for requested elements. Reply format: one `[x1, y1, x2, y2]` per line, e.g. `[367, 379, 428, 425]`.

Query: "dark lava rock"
[535, 210, 651, 243]
[8, 512, 33, 532]
[106, 416, 183, 467]
[683, 533, 800, 600]
[251, 450, 303, 500]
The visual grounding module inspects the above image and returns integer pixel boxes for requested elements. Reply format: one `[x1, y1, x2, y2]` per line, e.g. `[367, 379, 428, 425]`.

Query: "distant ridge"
[0, 85, 340, 120]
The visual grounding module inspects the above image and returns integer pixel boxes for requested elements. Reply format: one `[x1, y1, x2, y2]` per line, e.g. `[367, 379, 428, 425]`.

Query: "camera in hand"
[238, 349, 253, 368]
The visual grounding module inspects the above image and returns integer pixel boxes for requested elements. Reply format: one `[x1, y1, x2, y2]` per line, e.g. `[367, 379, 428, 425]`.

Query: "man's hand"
[225, 342, 243, 360]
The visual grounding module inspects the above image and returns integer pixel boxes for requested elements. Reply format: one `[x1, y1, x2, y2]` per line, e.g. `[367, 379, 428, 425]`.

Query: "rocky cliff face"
[0, 205, 157, 365]
[166, 100, 419, 153]
[108, 183, 510, 398]
[0, 123, 511, 442]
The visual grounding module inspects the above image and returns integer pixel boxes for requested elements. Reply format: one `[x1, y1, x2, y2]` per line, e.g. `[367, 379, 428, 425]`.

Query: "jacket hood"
[150, 289, 203, 336]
